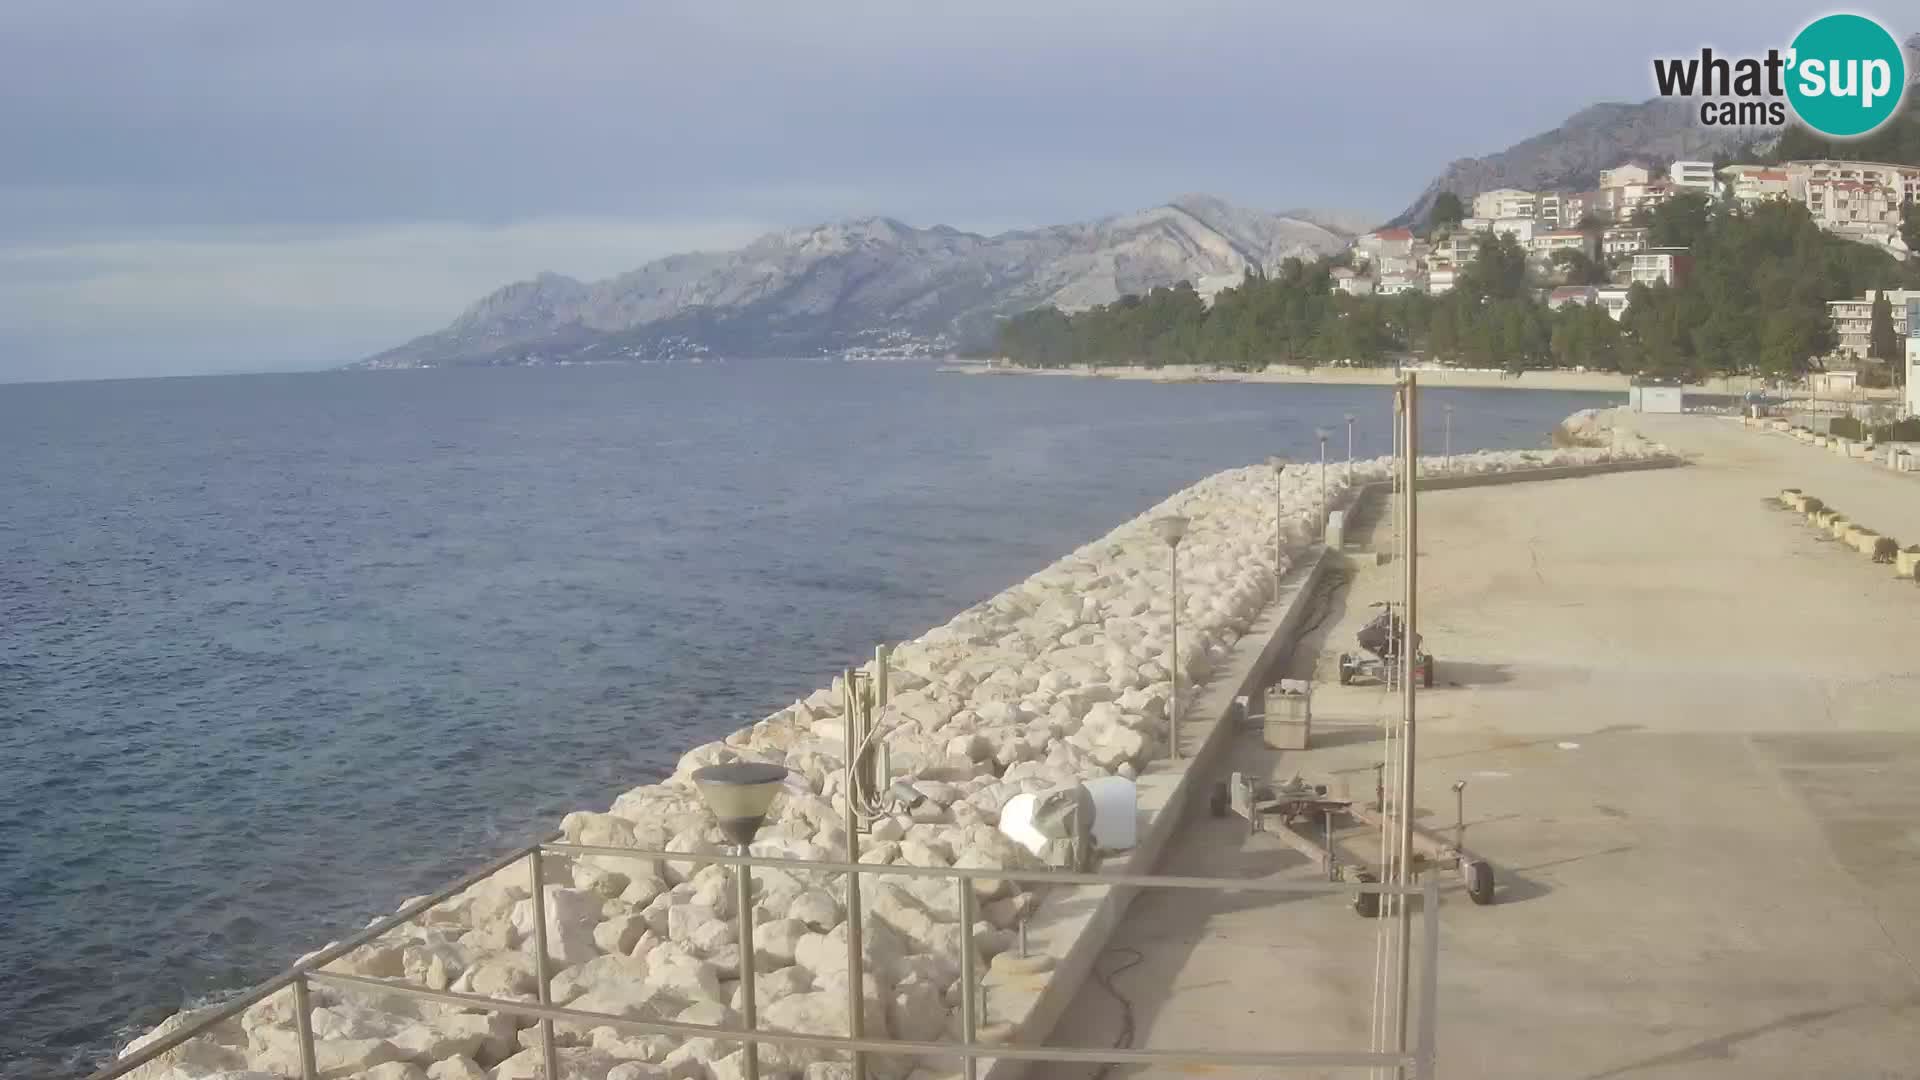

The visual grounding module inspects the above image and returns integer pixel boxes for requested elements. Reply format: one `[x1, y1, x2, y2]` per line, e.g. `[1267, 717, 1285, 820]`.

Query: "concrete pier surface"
[1045, 414, 1920, 1079]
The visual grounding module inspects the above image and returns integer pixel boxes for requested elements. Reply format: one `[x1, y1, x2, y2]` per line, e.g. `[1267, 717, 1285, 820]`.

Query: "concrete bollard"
[1895, 549, 1920, 579]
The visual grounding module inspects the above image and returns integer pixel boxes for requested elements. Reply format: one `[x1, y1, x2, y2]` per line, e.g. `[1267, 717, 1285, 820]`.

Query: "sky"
[0, 0, 1896, 383]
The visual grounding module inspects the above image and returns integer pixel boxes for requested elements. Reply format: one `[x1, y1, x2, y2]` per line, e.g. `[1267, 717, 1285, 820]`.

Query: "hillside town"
[1343, 159, 1917, 307]
[1331, 156, 1920, 405]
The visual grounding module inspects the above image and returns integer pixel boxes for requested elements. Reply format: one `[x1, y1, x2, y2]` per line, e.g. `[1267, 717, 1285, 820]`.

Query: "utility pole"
[1395, 373, 1420, 1068]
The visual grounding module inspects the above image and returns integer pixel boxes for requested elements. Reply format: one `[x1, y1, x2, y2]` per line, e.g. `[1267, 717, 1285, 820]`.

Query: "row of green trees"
[997, 196, 1919, 378]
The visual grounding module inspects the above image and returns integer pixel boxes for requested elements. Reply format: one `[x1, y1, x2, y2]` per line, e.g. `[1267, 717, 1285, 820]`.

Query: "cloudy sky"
[0, 1, 1890, 382]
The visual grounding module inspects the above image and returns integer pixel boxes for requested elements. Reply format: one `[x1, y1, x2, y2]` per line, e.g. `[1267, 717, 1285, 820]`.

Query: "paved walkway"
[1641, 414, 1920, 541]
[1045, 415, 1920, 1079]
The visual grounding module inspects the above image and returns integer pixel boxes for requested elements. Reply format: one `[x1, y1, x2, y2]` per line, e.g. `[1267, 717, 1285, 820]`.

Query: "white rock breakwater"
[123, 410, 1666, 1080]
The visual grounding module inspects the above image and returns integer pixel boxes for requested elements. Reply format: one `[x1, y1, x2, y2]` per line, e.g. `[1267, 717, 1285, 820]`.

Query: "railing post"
[958, 878, 978, 1080]
[843, 668, 868, 1080]
[529, 849, 560, 1080]
[1415, 876, 1440, 1079]
[736, 852, 760, 1080]
[291, 975, 318, 1080]
[845, 839, 866, 1080]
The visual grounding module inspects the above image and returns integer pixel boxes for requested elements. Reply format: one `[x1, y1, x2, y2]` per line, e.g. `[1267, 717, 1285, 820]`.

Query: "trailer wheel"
[1465, 859, 1495, 905]
[1209, 781, 1230, 818]
[1337, 653, 1354, 685]
[1353, 870, 1381, 918]
[1422, 655, 1435, 689]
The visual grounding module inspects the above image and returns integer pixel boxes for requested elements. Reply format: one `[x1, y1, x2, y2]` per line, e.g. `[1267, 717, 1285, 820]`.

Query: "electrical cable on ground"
[1088, 945, 1145, 1080]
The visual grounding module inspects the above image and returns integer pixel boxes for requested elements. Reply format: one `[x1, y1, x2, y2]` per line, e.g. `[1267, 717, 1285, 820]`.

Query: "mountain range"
[353, 197, 1361, 369]
[355, 96, 1798, 369]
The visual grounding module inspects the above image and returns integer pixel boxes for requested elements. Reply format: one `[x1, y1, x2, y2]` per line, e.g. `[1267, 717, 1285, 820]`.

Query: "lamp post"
[1443, 403, 1454, 473]
[1266, 456, 1285, 589]
[1344, 413, 1355, 483]
[1315, 428, 1330, 540]
[1152, 515, 1189, 761]
[692, 762, 793, 1080]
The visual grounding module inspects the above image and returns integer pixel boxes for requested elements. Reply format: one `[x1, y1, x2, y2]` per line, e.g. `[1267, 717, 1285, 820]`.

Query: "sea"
[0, 360, 1612, 1075]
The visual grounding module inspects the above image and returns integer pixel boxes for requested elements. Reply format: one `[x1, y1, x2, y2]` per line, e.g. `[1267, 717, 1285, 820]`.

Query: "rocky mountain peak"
[353, 195, 1361, 370]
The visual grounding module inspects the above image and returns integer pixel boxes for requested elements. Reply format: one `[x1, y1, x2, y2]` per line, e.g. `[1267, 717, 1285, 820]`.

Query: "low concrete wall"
[981, 547, 1336, 1079]
[1413, 456, 1685, 491]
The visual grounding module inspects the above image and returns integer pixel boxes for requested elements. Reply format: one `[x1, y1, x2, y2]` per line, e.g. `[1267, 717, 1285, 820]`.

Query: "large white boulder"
[510, 887, 602, 967]
[788, 888, 841, 933]
[425, 1055, 487, 1080]
[593, 914, 650, 957]
[387, 1013, 515, 1065]
[548, 953, 651, 1005]
[591, 1025, 680, 1064]
[491, 1046, 621, 1080]
[453, 953, 536, 1000]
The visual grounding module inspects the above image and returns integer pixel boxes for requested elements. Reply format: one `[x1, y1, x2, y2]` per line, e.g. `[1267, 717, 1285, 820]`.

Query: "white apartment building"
[1599, 163, 1651, 189]
[1906, 299, 1920, 419]
[1491, 217, 1536, 244]
[1377, 252, 1420, 276]
[1602, 225, 1650, 258]
[1805, 177, 1904, 231]
[1619, 180, 1674, 216]
[1530, 229, 1596, 258]
[1329, 266, 1374, 297]
[1596, 286, 1631, 321]
[1472, 188, 1537, 220]
[1432, 234, 1479, 266]
[1376, 271, 1421, 296]
[1827, 289, 1920, 358]
[1720, 165, 1793, 206]
[1428, 266, 1458, 295]
[1630, 247, 1691, 288]
[1355, 227, 1416, 262]
[1536, 192, 1565, 229]
[1789, 160, 1920, 206]
[1669, 160, 1717, 193]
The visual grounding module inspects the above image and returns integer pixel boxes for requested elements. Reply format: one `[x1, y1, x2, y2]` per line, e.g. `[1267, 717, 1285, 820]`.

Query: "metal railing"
[93, 840, 1443, 1080]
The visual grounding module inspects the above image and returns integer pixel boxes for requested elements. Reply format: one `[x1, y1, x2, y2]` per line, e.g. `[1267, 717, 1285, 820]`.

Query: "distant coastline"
[938, 362, 1643, 393]
[934, 362, 1874, 398]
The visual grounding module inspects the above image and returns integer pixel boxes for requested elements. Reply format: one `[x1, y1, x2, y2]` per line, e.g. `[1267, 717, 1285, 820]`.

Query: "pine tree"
[1868, 290, 1899, 363]
[1428, 192, 1466, 233]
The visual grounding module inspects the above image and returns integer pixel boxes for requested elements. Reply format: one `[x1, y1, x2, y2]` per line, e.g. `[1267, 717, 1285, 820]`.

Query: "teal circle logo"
[1785, 14, 1906, 137]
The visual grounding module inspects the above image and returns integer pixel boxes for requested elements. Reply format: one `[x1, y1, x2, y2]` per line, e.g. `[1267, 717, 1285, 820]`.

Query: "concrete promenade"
[1045, 415, 1920, 1078]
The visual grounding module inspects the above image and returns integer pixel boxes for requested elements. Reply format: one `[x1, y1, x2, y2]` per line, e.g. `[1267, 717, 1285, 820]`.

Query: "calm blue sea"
[0, 361, 1611, 1075]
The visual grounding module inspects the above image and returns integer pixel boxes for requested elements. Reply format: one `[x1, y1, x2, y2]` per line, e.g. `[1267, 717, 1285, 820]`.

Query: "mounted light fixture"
[692, 761, 790, 847]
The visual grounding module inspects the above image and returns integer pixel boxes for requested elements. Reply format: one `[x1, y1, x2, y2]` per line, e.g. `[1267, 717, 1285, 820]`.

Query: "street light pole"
[1344, 413, 1355, 484]
[1315, 428, 1330, 540]
[691, 762, 792, 1080]
[1267, 456, 1285, 591]
[1443, 403, 1454, 473]
[1152, 516, 1189, 762]
[1394, 374, 1420, 1064]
